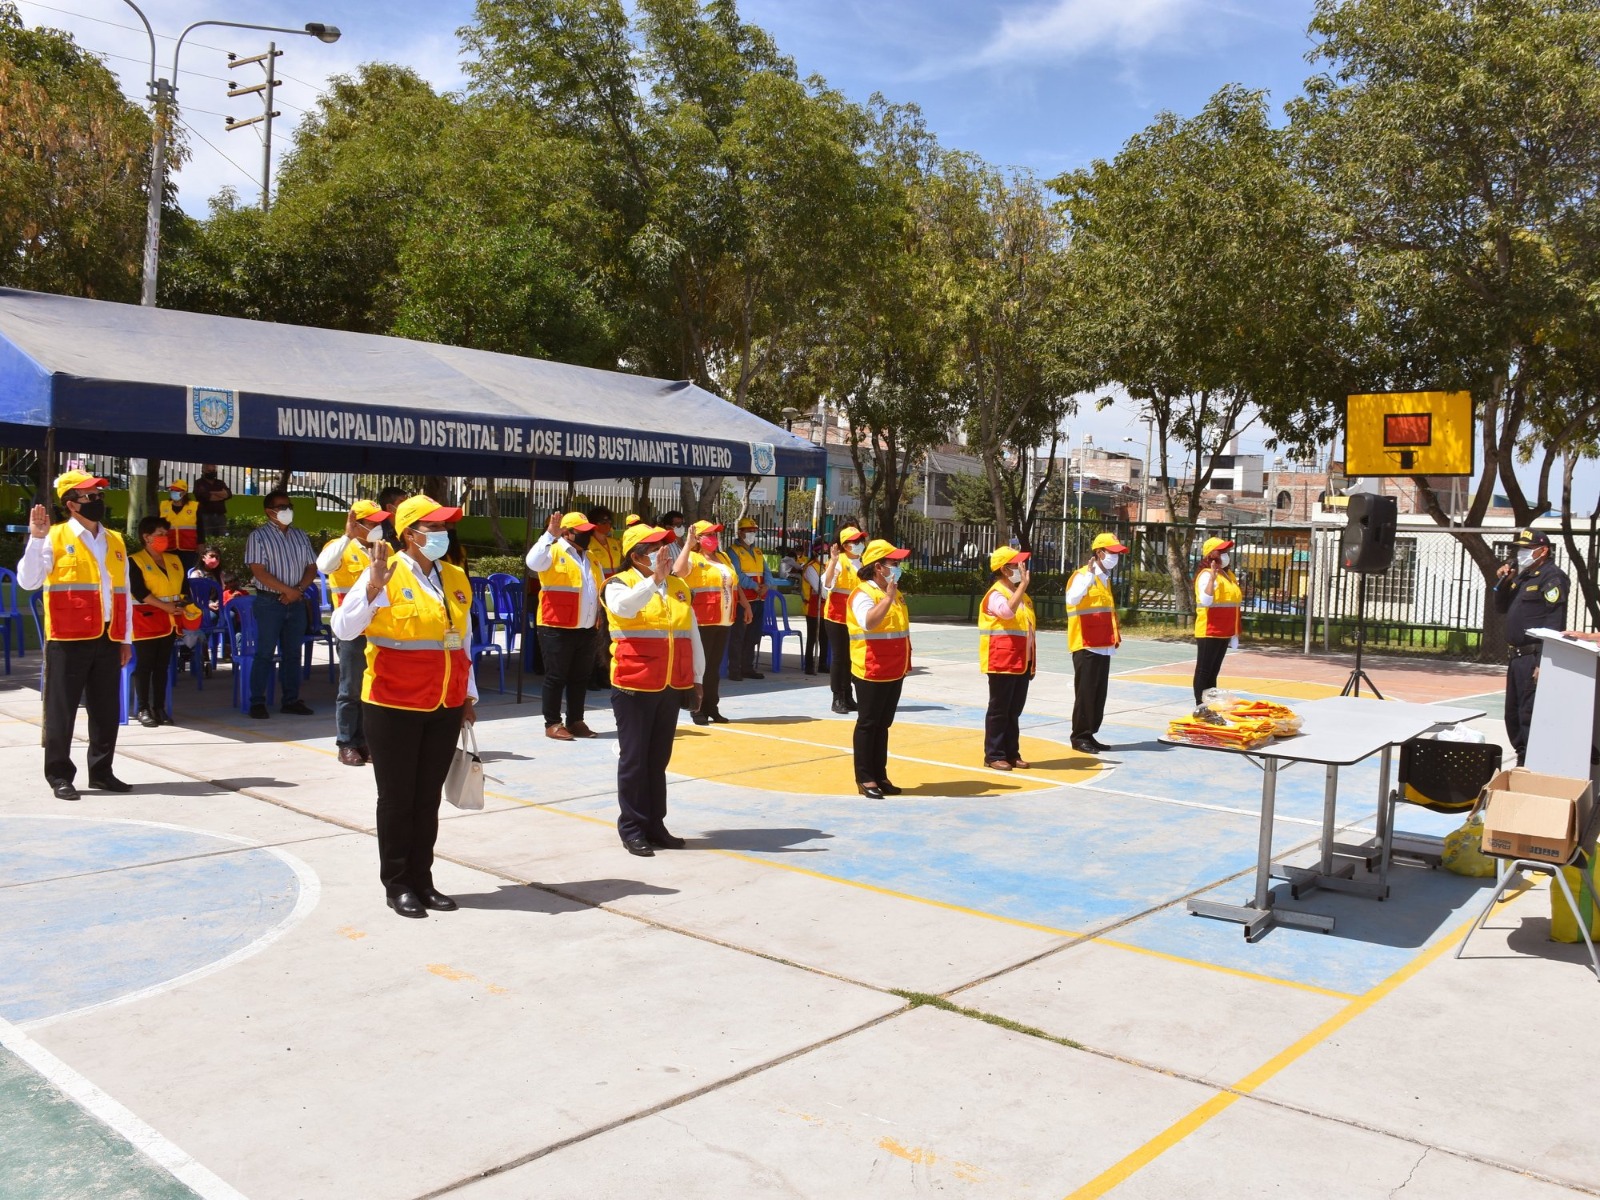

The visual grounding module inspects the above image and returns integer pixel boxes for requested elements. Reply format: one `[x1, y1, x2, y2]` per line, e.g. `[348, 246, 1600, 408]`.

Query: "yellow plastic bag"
[1442, 813, 1496, 878]
[1550, 853, 1600, 944]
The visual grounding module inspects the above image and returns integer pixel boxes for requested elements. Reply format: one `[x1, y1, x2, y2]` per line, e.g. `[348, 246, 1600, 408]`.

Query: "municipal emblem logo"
[402, 588, 415, 600]
[749, 441, 776, 476]
[187, 386, 239, 438]
[454, 591, 467, 603]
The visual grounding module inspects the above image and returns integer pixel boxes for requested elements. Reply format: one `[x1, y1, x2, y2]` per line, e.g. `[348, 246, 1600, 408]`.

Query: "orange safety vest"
[536, 540, 604, 628]
[1066, 567, 1120, 652]
[1194, 568, 1242, 639]
[685, 551, 737, 627]
[799, 559, 821, 618]
[159, 499, 200, 552]
[129, 548, 186, 640]
[978, 583, 1036, 675]
[606, 568, 697, 692]
[360, 558, 473, 712]
[326, 538, 371, 608]
[824, 556, 860, 624]
[42, 523, 130, 641]
[846, 581, 911, 682]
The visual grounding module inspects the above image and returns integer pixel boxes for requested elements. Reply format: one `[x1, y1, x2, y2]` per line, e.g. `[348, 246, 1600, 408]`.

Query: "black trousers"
[984, 673, 1031, 763]
[803, 614, 827, 673]
[364, 700, 463, 896]
[1505, 652, 1539, 766]
[43, 632, 122, 785]
[728, 600, 765, 677]
[538, 625, 597, 728]
[613, 687, 685, 841]
[1071, 649, 1111, 741]
[1193, 637, 1230, 704]
[699, 624, 730, 715]
[853, 675, 904, 784]
[826, 621, 854, 705]
[133, 634, 173, 716]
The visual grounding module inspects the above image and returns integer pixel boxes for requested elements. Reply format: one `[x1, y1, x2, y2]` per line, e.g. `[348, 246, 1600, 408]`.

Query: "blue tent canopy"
[0, 288, 823, 482]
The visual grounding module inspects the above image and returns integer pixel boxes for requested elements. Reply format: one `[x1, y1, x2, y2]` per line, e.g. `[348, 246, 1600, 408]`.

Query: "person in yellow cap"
[981, 546, 1036, 771]
[624, 512, 643, 529]
[316, 499, 394, 766]
[848, 538, 912, 798]
[675, 518, 749, 724]
[1192, 536, 1241, 705]
[331, 495, 476, 918]
[604, 523, 705, 855]
[1065, 531, 1128, 754]
[18, 471, 134, 799]
[159, 479, 201, 570]
[526, 509, 605, 739]
[128, 514, 197, 728]
[822, 524, 868, 712]
[727, 516, 773, 680]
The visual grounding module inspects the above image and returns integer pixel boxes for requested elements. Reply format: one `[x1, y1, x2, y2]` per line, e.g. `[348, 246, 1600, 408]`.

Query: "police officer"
[1494, 528, 1568, 766]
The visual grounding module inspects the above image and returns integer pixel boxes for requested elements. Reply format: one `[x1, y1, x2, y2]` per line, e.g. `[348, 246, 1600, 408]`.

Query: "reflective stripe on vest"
[131, 550, 186, 640]
[360, 560, 472, 711]
[1066, 570, 1119, 652]
[1195, 570, 1243, 639]
[846, 583, 911, 682]
[978, 584, 1035, 675]
[537, 545, 600, 628]
[606, 569, 696, 692]
[327, 542, 371, 608]
[824, 559, 859, 623]
[44, 525, 129, 641]
[686, 554, 735, 626]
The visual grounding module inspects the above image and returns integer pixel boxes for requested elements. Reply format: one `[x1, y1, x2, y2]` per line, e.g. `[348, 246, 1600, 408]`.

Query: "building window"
[1276, 490, 1293, 510]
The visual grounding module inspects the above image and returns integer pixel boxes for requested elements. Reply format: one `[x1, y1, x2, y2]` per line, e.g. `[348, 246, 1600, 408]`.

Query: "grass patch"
[892, 990, 1083, 1050]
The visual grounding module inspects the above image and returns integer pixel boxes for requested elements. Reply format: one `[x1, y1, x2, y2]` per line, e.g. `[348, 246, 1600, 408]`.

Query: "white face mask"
[1218, 552, 1230, 568]
[274, 508, 294, 527]
[1517, 549, 1536, 571]
[846, 543, 863, 559]
[364, 525, 385, 545]
[1098, 552, 1119, 572]
[1003, 567, 1022, 583]
[671, 525, 685, 541]
[742, 532, 757, 546]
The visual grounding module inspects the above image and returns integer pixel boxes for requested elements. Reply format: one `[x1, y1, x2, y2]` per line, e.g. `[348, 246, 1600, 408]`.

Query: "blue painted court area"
[0, 817, 303, 1024]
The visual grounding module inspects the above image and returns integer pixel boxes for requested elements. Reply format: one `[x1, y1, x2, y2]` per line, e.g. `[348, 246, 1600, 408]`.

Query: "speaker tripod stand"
[1340, 572, 1384, 699]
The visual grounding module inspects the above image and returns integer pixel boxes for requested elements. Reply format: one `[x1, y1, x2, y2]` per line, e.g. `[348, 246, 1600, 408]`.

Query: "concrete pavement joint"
[891, 990, 1084, 1050]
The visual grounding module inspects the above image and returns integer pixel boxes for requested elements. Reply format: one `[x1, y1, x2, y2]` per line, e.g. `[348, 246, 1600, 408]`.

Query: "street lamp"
[779, 405, 801, 535]
[120, 1, 341, 307]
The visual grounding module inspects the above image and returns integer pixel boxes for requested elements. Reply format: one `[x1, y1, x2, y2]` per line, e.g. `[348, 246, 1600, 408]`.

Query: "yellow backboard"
[1344, 391, 1473, 477]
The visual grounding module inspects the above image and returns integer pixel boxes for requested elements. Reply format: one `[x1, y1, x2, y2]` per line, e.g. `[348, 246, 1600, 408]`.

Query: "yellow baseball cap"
[1092, 532, 1129, 553]
[989, 546, 1031, 573]
[54, 469, 108, 498]
[624, 513, 642, 527]
[1201, 536, 1234, 558]
[165, 479, 189, 491]
[622, 523, 673, 558]
[737, 517, 759, 531]
[559, 511, 596, 532]
[837, 525, 867, 545]
[350, 499, 391, 523]
[691, 519, 724, 537]
[860, 538, 910, 568]
[394, 494, 462, 535]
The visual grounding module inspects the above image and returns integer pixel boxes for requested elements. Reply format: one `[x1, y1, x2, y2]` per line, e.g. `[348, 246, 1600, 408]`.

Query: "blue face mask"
[887, 564, 902, 584]
[417, 530, 450, 561]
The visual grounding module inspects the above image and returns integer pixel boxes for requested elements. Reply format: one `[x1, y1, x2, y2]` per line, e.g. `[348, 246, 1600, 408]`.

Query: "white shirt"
[328, 561, 479, 701]
[603, 574, 706, 678]
[17, 519, 133, 643]
[526, 532, 599, 628]
[1195, 568, 1240, 650]
[317, 533, 359, 574]
[1065, 564, 1114, 657]
[850, 587, 897, 632]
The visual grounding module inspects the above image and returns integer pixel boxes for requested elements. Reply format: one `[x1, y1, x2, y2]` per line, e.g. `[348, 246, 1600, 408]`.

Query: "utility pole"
[226, 42, 283, 211]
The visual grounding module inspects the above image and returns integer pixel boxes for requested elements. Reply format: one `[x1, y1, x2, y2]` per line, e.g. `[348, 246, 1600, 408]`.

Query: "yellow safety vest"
[1195, 569, 1242, 639]
[129, 548, 186, 640]
[978, 583, 1036, 675]
[361, 559, 473, 711]
[43, 524, 129, 641]
[685, 551, 737, 627]
[326, 538, 371, 608]
[158, 499, 200, 552]
[824, 556, 860, 624]
[1066, 568, 1119, 652]
[605, 568, 697, 692]
[846, 581, 911, 682]
[536, 541, 604, 628]
[730, 541, 766, 600]
[798, 558, 821, 618]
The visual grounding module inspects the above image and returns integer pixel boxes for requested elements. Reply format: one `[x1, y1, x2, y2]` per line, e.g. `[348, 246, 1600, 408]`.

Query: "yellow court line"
[1091, 938, 1356, 1002]
[1063, 887, 1529, 1199]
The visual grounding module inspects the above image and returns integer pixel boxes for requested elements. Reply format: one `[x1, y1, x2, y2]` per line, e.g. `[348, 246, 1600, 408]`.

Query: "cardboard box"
[1480, 769, 1595, 863]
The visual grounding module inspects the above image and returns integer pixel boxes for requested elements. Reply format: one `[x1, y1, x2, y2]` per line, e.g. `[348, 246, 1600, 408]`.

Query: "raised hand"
[28, 504, 48, 538]
[546, 510, 563, 538]
[368, 542, 394, 592]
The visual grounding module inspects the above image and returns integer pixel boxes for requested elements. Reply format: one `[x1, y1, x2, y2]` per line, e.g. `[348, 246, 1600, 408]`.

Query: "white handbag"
[443, 724, 484, 811]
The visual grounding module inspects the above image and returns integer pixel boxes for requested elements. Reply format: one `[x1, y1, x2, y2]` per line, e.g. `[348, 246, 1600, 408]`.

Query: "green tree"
[0, 3, 175, 300]
[1290, 0, 1600, 655]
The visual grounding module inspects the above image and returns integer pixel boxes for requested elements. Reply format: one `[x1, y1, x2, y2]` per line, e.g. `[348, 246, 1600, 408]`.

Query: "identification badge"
[443, 630, 463, 651]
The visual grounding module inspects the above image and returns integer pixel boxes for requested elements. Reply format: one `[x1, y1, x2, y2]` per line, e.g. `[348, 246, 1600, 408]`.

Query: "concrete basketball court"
[1, 626, 1595, 1200]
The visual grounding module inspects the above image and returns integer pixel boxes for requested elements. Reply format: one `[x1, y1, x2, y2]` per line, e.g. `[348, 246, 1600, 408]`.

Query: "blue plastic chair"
[0, 566, 22, 671]
[487, 572, 522, 654]
[187, 577, 222, 688]
[764, 592, 803, 674]
[224, 595, 273, 711]
[301, 581, 337, 683]
[470, 575, 510, 655]
[470, 595, 505, 694]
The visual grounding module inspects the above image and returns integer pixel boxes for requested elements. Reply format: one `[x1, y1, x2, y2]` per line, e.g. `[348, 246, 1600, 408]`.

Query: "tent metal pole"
[41, 426, 55, 505]
[516, 459, 537, 704]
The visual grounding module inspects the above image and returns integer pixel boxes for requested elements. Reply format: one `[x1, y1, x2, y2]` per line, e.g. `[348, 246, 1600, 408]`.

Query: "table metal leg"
[1188, 758, 1336, 937]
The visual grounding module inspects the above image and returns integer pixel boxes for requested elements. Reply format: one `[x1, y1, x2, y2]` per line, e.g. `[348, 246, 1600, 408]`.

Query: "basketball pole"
[1339, 572, 1383, 699]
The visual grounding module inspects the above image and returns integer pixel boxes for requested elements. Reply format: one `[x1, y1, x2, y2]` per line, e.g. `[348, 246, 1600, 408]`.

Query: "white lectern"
[1527, 629, 1600, 786]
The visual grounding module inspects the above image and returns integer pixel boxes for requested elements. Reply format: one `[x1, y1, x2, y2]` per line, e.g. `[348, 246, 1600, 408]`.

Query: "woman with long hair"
[1192, 536, 1241, 705]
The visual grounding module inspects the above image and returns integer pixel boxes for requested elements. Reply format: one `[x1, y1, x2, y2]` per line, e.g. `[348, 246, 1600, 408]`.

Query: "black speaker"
[1341, 493, 1397, 573]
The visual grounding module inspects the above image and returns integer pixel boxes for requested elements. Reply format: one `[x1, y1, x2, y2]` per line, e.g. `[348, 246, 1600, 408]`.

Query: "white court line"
[5, 815, 321, 1033]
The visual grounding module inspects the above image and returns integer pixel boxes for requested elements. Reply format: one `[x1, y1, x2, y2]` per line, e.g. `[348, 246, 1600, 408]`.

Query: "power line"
[177, 115, 261, 190]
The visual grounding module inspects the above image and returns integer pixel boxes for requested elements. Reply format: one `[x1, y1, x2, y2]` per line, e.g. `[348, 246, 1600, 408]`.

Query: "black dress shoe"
[88, 774, 132, 793]
[157, 710, 174, 726]
[858, 783, 885, 799]
[1088, 737, 1112, 752]
[691, 711, 710, 726]
[846, 701, 859, 712]
[622, 837, 655, 857]
[281, 699, 314, 716]
[50, 780, 79, 801]
[879, 780, 903, 795]
[249, 704, 270, 719]
[387, 891, 427, 918]
[831, 700, 850, 714]
[417, 889, 458, 911]
[708, 710, 729, 724]
[136, 709, 159, 728]
[1071, 739, 1099, 755]
[646, 831, 687, 849]
[728, 673, 744, 682]
[746, 671, 765, 679]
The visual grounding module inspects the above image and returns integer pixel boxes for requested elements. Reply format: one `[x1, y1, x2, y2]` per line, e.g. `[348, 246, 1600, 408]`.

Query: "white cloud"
[971, 0, 1201, 69]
